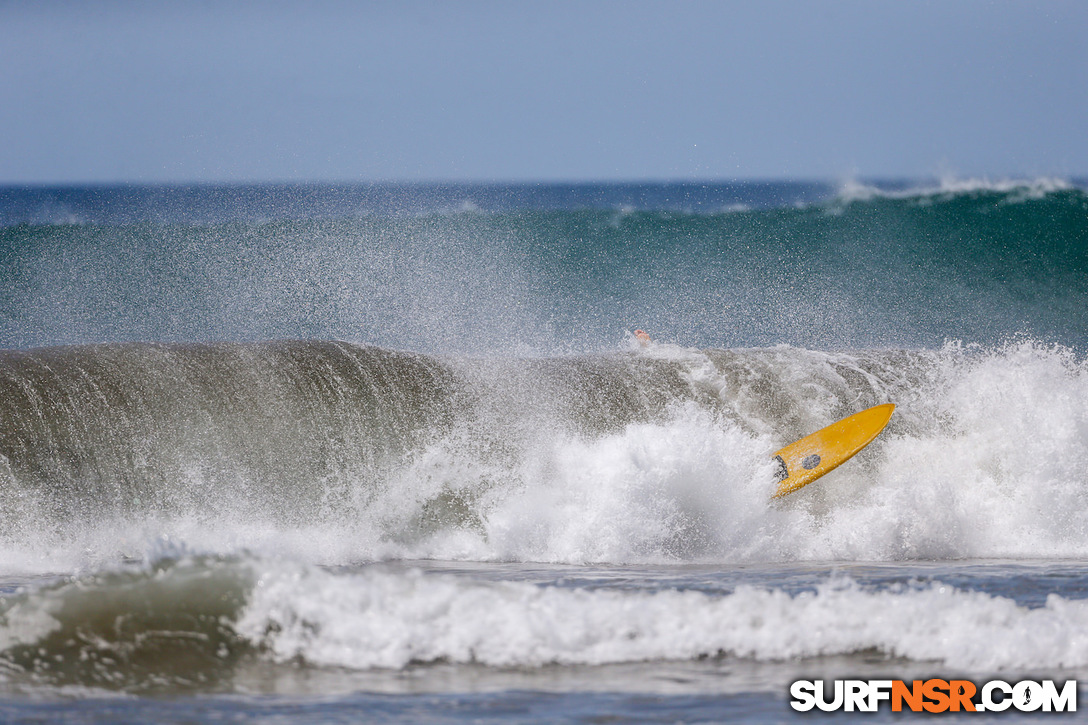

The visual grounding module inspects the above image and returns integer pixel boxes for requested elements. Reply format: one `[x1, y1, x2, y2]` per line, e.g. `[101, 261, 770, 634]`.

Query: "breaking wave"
[0, 339, 1086, 568]
[1, 552, 1085, 691]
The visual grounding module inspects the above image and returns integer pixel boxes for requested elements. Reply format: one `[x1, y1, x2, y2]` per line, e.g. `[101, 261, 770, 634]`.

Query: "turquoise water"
[0, 179, 1086, 722]
[2, 179, 1086, 352]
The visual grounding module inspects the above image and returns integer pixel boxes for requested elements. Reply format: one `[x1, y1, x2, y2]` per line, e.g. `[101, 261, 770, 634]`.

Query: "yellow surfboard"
[771, 403, 895, 498]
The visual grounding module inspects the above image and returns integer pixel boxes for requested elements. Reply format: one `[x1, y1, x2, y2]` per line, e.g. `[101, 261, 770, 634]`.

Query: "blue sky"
[1, 0, 1085, 183]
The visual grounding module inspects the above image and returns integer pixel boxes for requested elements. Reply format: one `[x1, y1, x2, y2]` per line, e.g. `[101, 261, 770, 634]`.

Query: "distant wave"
[1, 182, 1086, 352]
[835, 176, 1075, 204]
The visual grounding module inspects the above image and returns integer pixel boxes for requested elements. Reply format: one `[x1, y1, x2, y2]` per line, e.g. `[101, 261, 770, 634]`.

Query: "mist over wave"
[1, 179, 1086, 352]
[1, 339, 1086, 568]
[0, 179, 1085, 566]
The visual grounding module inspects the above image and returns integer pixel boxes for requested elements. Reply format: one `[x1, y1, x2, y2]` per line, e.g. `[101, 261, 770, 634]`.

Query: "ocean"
[0, 179, 1086, 722]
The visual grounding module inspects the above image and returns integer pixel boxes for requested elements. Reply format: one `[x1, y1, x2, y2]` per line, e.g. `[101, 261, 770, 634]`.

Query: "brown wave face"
[0, 341, 916, 549]
[0, 341, 460, 528]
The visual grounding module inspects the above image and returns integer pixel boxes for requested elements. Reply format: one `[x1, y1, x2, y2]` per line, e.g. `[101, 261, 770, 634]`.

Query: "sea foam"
[3, 553, 1083, 681]
[233, 560, 1088, 672]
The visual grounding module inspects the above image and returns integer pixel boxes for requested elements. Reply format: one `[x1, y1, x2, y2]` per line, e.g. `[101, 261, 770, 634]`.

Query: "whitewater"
[0, 179, 1086, 721]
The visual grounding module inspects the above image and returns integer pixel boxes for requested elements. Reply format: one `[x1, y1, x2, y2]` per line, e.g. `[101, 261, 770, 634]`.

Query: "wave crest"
[0, 341, 1086, 566]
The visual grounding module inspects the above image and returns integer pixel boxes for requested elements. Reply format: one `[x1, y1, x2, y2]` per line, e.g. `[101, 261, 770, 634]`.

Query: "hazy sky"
[2, 0, 1085, 183]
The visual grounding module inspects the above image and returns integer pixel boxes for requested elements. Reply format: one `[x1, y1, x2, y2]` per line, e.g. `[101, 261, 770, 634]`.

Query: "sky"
[1, 0, 1086, 184]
